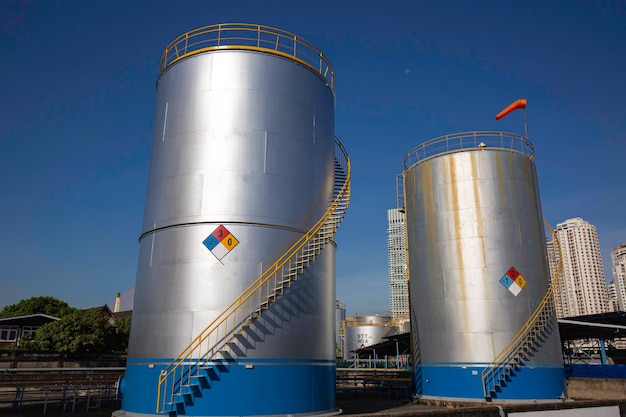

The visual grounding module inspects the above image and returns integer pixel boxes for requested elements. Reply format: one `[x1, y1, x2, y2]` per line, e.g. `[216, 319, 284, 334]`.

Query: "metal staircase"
[155, 138, 351, 414]
[481, 220, 564, 400]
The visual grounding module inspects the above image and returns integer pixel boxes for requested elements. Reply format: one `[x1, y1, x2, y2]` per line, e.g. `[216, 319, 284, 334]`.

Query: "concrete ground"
[2, 396, 626, 417]
[0, 400, 448, 417]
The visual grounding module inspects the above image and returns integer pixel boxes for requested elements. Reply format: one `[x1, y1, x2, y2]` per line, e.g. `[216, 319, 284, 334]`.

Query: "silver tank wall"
[343, 325, 396, 360]
[406, 149, 562, 365]
[128, 49, 336, 361]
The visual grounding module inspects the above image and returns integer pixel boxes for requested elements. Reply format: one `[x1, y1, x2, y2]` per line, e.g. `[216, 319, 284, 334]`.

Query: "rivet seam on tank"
[202, 224, 239, 261]
[499, 266, 527, 296]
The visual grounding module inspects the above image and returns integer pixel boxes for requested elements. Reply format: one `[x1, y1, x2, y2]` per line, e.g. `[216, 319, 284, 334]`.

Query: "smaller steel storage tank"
[343, 313, 396, 360]
[403, 132, 565, 401]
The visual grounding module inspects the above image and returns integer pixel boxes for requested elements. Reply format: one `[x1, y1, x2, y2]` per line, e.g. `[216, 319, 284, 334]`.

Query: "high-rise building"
[387, 208, 409, 328]
[546, 217, 609, 318]
[607, 281, 619, 312]
[610, 243, 626, 311]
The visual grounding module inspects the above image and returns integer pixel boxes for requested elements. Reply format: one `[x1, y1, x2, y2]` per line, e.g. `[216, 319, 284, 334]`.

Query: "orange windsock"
[495, 99, 527, 120]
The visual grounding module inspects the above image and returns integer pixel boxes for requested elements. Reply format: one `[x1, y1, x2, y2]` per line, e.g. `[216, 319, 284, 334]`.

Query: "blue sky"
[1, 0, 624, 316]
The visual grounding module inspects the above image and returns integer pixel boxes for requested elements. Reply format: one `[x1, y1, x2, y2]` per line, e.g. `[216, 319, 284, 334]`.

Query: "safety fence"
[336, 368, 412, 400]
[0, 367, 123, 414]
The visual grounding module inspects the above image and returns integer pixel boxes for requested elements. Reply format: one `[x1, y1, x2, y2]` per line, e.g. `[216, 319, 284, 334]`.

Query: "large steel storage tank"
[343, 313, 396, 361]
[119, 24, 350, 417]
[403, 132, 564, 401]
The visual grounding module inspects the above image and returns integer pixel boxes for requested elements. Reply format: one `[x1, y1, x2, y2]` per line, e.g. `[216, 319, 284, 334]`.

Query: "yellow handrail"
[159, 23, 334, 92]
[156, 138, 350, 412]
[481, 219, 563, 398]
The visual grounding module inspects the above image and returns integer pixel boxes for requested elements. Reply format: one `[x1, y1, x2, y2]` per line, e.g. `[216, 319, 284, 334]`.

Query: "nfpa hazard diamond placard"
[499, 266, 527, 297]
[203, 225, 239, 261]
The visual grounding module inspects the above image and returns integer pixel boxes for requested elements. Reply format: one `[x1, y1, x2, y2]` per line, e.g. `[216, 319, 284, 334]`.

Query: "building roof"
[0, 313, 60, 326]
[558, 311, 626, 341]
[94, 304, 132, 321]
[112, 310, 132, 321]
[352, 332, 411, 358]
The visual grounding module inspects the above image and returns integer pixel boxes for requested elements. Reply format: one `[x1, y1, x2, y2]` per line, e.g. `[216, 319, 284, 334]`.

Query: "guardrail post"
[43, 387, 49, 414]
[62, 381, 68, 411]
[13, 387, 24, 412]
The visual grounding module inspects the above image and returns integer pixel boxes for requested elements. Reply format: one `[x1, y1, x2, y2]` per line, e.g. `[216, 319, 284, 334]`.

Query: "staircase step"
[199, 366, 220, 381]
[182, 383, 201, 397]
[219, 349, 234, 360]
[165, 401, 185, 415]
[190, 374, 210, 388]
[174, 392, 194, 406]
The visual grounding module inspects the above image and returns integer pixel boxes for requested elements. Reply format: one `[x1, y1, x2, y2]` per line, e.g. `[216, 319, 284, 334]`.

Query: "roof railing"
[403, 131, 534, 170]
[159, 23, 334, 93]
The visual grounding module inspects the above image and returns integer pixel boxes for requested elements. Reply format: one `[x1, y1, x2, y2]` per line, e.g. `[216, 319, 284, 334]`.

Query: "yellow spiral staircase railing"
[481, 219, 564, 400]
[155, 138, 350, 414]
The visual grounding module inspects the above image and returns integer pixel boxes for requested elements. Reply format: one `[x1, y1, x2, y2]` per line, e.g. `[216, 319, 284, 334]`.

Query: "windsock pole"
[523, 107, 528, 140]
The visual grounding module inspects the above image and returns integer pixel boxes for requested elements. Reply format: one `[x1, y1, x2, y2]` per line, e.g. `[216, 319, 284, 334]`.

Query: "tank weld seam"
[138, 221, 308, 242]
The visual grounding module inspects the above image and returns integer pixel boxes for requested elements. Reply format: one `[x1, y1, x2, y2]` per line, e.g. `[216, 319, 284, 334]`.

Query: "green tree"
[0, 296, 76, 318]
[33, 309, 111, 354]
[107, 317, 131, 353]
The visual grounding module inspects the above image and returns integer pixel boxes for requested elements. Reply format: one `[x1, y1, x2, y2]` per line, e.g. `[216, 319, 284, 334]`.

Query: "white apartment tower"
[546, 217, 608, 318]
[611, 243, 626, 311]
[387, 208, 409, 327]
[607, 281, 619, 312]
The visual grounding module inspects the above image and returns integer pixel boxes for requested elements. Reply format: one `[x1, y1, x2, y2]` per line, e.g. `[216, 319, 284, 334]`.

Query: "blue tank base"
[121, 360, 338, 417]
[418, 364, 566, 401]
[112, 409, 342, 417]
